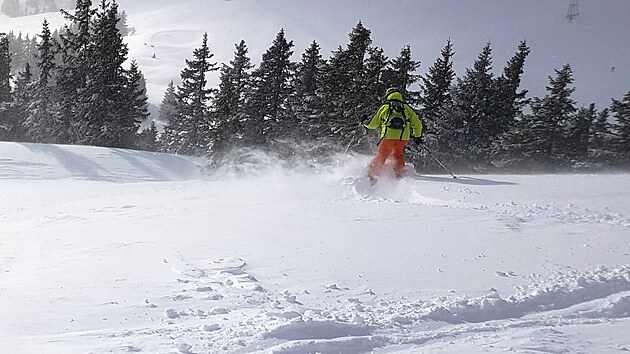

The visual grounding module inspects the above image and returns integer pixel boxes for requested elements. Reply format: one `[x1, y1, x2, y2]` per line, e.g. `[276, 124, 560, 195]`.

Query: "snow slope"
[1, 0, 629, 110]
[1, 141, 630, 353]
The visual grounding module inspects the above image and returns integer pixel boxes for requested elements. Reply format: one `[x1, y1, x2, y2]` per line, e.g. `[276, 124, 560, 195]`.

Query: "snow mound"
[422, 265, 630, 324]
[265, 318, 373, 340]
[0, 142, 205, 182]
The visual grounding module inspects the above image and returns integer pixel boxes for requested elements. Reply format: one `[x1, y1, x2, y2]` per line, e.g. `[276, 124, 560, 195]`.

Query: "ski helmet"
[385, 87, 399, 98]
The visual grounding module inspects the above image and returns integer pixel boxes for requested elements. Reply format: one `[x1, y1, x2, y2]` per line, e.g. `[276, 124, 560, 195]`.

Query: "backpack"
[384, 100, 408, 139]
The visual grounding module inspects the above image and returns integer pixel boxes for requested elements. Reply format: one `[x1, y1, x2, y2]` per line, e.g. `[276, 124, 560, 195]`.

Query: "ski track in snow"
[349, 175, 630, 229]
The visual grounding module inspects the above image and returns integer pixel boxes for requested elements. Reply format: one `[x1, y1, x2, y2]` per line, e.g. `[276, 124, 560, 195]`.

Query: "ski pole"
[344, 129, 357, 154]
[344, 122, 364, 154]
[419, 143, 457, 179]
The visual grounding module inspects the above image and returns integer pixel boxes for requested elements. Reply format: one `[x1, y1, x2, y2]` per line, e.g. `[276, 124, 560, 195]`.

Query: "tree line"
[1, 0, 629, 172]
[160, 21, 630, 172]
[0, 0, 147, 150]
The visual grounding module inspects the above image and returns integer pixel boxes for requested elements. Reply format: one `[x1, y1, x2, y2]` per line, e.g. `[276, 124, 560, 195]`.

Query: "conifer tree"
[0, 33, 13, 141]
[9, 63, 33, 141]
[124, 60, 149, 148]
[158, 80, 177, 123]
[25, 20, 62, 143]
[352, 46, 389, 151]
[244, 29, 294, 144]
[292, 40, 326, 140]
[492, 111, 531, 168]
[78, 0, 131, 147]
[163, 32, 217, 155]
[320, 21, 372, 144]
[420, 39, 456, 152]
[225, 40, 253, 113]
[385, 45, 421, 105]
[212, 39, 253, 151]
[526, 64, 577, 166]
[363, 47, 389, 110]
[610, 91, 630, 162]
[318, 45, 347, 141]
[492, 40, 530, 144]
[589, 108, 610, 149]
[343, 21, 372, 111]
[137, 120, 158, 152]
[449, 42, 497, 163]
[157, 80, 177, 150]
[0, 33, 10, 103]
[56, 0, 96, 143]
[564, 103, 595, 162]
[588, 108, 616, 164]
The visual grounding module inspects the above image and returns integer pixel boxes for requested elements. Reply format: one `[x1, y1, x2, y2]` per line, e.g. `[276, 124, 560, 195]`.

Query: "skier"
[363, 87, 423, 184]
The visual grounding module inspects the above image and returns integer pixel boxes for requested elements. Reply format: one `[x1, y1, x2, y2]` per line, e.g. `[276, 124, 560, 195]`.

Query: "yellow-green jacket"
[364, 91, 423, 141]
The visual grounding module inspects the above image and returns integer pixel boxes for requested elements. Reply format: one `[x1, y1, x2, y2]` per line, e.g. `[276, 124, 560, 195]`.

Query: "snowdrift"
[0, 142, 205, 182]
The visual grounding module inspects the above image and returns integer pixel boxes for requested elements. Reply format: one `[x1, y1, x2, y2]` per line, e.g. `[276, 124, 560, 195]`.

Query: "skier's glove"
[413, 136, 423, 145]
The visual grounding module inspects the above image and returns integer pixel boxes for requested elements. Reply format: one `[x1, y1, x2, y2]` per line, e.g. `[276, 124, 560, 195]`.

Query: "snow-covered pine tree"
[363, 47, 388, 111]
[9, 62, 33, 141]
[0, 33, 10, 97]
[209, 70, 236, 154]
[589, 107, 610, 148]
[0, 33, 10, 102]
[56, 0, 96, 143]
[384, 45, 421, 106]
[291, 40, 326, 140]
[117, 10, 130, 37]
[448, 42, 497, 165]
[243, 29, 294, 145]
[164, 32, 217, 155]
[586, 107, 618, 166]
[317, 44, 345, 142]
[125, 60, 149, 148]
[158, 80, 177, 125]
[82, 0, 131, 148]
[564, 103, 595, 163]
[137, 120, 158, 152]
[225, 39, 253, 114]
[0, 33, 13, 141]
[491, 110, 530, 169]
[419, 39, 456, 154]
[526, 64, 577, 167]
[158, 80, 178, 151]
[352, 46, 388, 151]
[319, 21, 372, 147]
[24, 20, 63, 143]
[492, 40, 530, 146]
[610, 91, 630, 163]
[343, 21, 371, 116]
[211, 39, 253, 153]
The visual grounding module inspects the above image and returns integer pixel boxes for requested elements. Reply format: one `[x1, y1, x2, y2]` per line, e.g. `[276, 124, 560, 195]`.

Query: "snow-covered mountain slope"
[1, 0, 629, 110]
[1, 142, 629, 353]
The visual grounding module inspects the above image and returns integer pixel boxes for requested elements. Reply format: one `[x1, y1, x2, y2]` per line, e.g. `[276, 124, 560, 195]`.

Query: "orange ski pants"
[368, 139, 408, 180]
